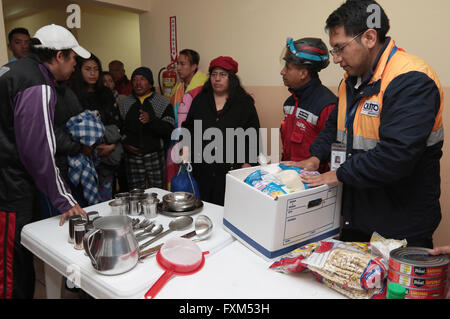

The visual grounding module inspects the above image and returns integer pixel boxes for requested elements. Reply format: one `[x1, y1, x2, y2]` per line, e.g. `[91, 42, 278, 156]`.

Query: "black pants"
[193, 167, 227, 206]
[341, 228, 434, 248]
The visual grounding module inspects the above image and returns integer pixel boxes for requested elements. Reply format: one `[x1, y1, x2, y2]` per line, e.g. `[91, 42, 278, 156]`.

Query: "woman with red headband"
[182, 56, 260, 205]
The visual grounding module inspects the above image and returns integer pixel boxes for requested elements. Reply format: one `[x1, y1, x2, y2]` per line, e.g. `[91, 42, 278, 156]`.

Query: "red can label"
[405, 286, 446, 299]
[388, 280, 446, 299]
[388, 269, 446, 289]
[389, 257, 448, 278]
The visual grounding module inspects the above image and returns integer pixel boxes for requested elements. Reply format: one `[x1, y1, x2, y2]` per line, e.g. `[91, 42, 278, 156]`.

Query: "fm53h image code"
[223, 303, 270, 314]
[179, 303, 270, 316]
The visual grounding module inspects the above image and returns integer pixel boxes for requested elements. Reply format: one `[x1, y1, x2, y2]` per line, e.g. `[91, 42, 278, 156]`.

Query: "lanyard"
[344, 45, 398, 131]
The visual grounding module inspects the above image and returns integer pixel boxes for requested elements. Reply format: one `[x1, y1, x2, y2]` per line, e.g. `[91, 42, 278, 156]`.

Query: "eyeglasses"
[210, 71, 228, 79]
[329, 32, 364, 57]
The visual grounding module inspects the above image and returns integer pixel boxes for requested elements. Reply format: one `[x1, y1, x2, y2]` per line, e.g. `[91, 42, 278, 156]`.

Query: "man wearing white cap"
[0, 24, 90, 298]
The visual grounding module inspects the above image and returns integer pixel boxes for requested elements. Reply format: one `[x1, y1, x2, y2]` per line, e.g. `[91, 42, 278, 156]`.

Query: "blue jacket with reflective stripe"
[310, 38, 443, 241]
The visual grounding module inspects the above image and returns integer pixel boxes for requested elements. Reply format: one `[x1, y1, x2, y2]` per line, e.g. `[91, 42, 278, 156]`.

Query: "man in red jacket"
[280, 37, 337, 173]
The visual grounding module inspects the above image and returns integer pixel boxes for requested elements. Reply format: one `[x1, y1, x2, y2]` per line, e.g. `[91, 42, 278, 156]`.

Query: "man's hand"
[97, 143, 116, 157]
[300, 170, 340, 188]
[428, 246, 450, 299]
[82, 145, 94, 157]
[282, 156, 320, 171]
[59, 204, 86, 226]
[429, 246, 450, 255]
[139, 109, 150, 124]
[123, 144, 141, 155]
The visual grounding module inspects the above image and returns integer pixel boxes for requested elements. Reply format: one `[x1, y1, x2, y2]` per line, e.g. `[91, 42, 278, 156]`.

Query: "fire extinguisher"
[158, 62, 177, 100]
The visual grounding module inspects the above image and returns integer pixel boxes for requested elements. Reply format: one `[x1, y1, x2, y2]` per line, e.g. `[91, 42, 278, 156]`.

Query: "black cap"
[131, 67, 154, 86]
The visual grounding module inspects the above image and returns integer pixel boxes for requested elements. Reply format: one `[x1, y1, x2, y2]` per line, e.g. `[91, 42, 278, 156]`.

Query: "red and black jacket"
[281, 77, 337, 172]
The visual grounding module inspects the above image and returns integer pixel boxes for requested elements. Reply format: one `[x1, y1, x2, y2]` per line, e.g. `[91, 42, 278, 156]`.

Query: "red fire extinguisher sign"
[170, 16, 177, 63]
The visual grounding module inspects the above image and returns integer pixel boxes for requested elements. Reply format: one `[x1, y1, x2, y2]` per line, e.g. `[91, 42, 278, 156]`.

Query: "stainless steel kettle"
[83, 215, 138, 275]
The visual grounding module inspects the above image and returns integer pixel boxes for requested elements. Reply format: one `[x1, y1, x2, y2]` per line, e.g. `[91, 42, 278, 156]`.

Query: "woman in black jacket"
[70, 54, 122, 201]
[182, 56, 260, 206]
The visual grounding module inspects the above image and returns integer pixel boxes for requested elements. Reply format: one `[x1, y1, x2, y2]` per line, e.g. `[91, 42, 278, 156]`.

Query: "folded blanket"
[66, 110, 105, 205]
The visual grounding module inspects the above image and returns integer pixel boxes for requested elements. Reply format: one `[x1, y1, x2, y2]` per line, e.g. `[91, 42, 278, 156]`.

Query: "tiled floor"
[33, 257, 80, 299]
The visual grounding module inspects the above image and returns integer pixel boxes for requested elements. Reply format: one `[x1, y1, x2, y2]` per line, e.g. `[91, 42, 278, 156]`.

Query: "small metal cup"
[128, 194, 149, 216]
[129, 195, 144, 216]
[129, 188, 145, 195]
[86, 211, 100, 223]
[148, 192, 158, 199]
[109, 199, 129, 216]
[141, 198, 159, 219]
[68, 215, 82, 244]
[115, 192, 130, 200]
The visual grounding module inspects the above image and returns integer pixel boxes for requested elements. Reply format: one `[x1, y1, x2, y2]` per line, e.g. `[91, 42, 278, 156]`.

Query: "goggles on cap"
[286, 37, 329, 63]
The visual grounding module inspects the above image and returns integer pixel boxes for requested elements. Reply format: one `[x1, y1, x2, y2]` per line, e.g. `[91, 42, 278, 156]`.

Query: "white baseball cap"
[32, 24, 90, 59]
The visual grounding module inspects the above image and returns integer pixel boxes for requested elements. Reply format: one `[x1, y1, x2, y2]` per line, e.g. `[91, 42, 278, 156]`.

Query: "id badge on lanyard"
[331, 143, 346, 171]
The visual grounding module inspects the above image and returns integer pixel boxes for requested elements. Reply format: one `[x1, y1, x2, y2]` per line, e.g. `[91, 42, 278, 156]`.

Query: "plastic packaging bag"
[270, 239, 387, 299]
[244, 170, 294, 198]
[275, 170, 305, 192]
[170, 163, 201, 200]
[302, 240, 386, 291]
[369, 232, 407, 269]
[278, 163, 319, 190]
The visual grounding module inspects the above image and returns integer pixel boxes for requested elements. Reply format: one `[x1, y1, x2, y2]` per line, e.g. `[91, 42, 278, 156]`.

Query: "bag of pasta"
[270, 239, 387, 299]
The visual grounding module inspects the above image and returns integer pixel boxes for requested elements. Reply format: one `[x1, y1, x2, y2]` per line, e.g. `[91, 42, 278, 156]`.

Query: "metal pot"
[83, 216, 138, 275]
[162, 192, 196, 212]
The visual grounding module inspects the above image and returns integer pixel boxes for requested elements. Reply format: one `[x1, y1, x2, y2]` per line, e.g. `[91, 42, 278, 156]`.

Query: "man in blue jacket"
[0, 24, 89, 298]
[293, 0, 444, 248]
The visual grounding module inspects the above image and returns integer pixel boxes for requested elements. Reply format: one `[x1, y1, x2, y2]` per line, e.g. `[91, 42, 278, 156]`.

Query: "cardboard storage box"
[223, 164, 342, 260]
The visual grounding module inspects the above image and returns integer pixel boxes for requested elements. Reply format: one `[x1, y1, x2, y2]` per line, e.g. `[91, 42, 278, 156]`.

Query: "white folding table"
[21, 188, 344, 299]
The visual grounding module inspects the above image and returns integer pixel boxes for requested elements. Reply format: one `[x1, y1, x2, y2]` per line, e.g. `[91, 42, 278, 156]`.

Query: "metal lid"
[390, 247, 450, 267]
[92, 215, 132, 230]
[74, 221, 86, 231]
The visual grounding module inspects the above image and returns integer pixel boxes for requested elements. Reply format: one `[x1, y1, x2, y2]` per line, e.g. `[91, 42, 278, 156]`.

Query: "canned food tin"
[388, 268, 446, 290]
[389, 247, 449, 278]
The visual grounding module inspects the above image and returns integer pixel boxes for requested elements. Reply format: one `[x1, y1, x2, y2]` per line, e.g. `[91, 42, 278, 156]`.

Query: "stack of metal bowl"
[162, 192, 197, 212]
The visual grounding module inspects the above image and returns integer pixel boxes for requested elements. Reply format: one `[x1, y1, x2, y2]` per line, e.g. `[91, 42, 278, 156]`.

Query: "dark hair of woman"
[71, 53, 107, 100]
[202, 68, 254, 104]
[70, 54, 118, 126]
